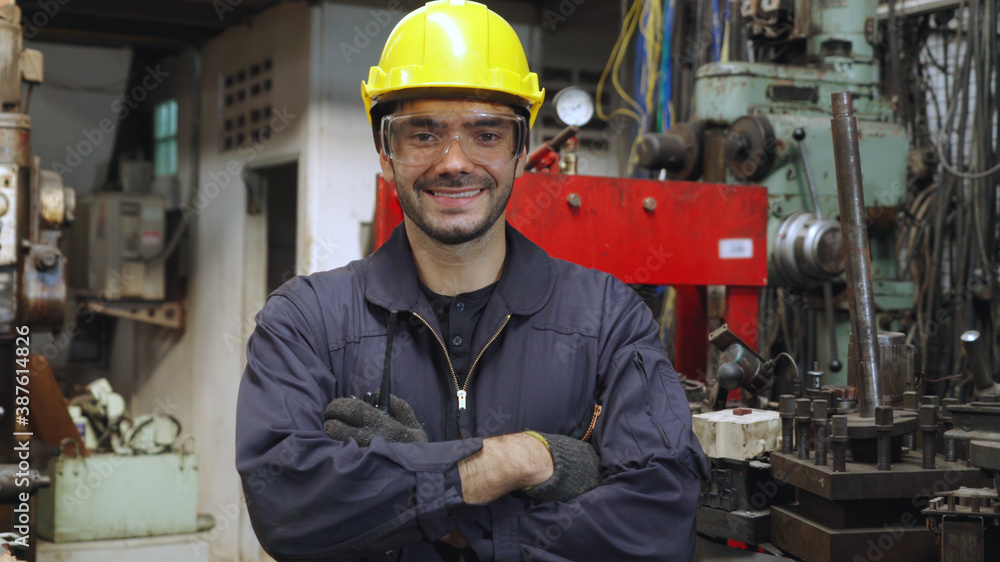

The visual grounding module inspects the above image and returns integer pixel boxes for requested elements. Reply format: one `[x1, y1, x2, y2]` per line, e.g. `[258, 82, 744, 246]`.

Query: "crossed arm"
[238, 288, 704, 561]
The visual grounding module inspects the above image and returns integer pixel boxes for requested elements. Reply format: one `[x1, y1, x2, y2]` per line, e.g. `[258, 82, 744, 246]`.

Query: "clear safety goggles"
[381, 112, 526, 167]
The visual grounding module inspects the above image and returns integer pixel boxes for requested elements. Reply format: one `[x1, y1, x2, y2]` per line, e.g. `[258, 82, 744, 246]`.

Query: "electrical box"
[66, 192, 165, 300]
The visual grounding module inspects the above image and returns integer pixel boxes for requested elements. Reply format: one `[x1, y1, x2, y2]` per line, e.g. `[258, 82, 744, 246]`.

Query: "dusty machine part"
[942, 398, 959, 462]
[848, 331, 914, 408]
[831, 415, 848, 473]
[830, 91, 881, 419]
[770, 211, 845, 288]
[902, 390, 918, 450]
[796, 398, 811, 460]
[804, 368, 823, 393]
[875, 406, 894, 471]
[636, 121, 704, 180]
[962, 330, 996, 391]
[723, 115, 776, 182]
[780, 395, 796, 455]
[944, 402, 1000, 463]
[813, 401, 829, 467]
[920, 405, 937, 470]
[924, 442, 1000, 561]
[0, 464, 49, 502]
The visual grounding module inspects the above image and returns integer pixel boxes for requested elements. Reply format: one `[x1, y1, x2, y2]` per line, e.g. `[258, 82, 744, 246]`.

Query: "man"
[236, 1, 706, 560]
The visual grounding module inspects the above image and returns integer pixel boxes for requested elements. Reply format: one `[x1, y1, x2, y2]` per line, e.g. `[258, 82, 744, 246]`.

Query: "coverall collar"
[364, 222, 553, 318]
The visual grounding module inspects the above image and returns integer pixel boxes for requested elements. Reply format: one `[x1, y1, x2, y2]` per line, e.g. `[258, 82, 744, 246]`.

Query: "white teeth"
[432, 190, 482, 199]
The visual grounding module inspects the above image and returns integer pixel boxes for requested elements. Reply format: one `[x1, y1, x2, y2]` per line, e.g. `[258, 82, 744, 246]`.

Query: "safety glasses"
[381, 112, 526, 167]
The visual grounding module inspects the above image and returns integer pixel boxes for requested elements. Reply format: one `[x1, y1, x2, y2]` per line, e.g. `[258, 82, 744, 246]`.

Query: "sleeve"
[236, 290, 484, 561]
[454, 281, 709, 561]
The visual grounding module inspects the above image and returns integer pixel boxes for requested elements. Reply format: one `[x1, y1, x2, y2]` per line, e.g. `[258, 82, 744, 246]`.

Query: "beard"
[396, 170, 512, 245]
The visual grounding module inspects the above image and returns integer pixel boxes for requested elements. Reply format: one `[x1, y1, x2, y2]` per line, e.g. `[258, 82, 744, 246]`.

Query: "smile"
[429, 189, 484, 199]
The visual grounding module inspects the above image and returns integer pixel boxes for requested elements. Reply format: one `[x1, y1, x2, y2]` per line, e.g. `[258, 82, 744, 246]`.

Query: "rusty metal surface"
[771, 504, 939, 562]
[831, 91, 882, 418]
[374, 173, 770, 287]
[18, 245, 64, 330]
[941, 519, 984, 562]
[770, 451, 993, 501]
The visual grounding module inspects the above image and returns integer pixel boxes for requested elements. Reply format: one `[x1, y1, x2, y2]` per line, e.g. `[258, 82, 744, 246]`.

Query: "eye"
[475, 131, 502, 143]
[410, 132, 438, 143]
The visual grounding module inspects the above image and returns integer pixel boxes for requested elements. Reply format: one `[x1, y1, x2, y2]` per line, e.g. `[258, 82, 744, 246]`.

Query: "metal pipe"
[961, 330, 994, 389]
[830, 92, 882, 418]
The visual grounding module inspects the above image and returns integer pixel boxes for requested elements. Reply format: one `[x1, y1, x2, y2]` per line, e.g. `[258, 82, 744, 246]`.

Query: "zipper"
[581, 404, 603, 442]
[411, 312, 460, 398]
[411, 312, 512, 412]
[463, 314, 512, 398]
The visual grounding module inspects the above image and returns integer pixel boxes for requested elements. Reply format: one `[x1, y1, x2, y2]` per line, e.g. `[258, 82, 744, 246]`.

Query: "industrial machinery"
[640, 0, 912, 383]
[0, 2, 73, 559]
[759, 92, 991, 562]
[66, 192, 166, 302]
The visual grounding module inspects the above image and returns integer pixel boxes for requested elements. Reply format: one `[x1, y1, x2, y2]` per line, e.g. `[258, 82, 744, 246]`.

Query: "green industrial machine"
[639, 0, 913, 387]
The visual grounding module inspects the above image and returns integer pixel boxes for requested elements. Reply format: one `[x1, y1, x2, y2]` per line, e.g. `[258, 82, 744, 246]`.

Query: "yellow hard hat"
[361, 0, 545, 127]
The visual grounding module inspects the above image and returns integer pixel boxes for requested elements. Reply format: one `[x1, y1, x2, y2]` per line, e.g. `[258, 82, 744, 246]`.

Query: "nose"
[434, 137, 477, 176]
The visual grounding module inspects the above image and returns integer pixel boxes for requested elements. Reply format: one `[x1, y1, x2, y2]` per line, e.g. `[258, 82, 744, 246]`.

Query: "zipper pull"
[457, 390, 467, 410]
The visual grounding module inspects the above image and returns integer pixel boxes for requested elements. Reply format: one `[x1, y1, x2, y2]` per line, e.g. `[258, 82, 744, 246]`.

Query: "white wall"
[126, 3, 312, 561]
[25, 42, 132, 195]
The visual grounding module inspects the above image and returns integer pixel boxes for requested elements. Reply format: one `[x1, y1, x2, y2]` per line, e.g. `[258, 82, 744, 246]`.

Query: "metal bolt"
[813, 401, 829, 467]
[903, 433, 916, 452]
[902, 391, 918, 411]
[831, 415, 848, 472]
[779, 395, 795, 454]
[34, 250, 60, 272]
[642, 197, 657, 211]
[919, 405, 937, 469]
[875, 406, 893, 471]
[920, 395, 940, 407]
[820, 389, 835, 411]
[796, 399, 812, 460]
[566, 193, 581, 208]
[945, 435, 958, 462]
[941, 398, 959, 462]
[805, 370, 823, 391]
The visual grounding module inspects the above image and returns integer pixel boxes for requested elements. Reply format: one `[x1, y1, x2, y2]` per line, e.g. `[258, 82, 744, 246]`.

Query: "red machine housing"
[373, 171, 768, 380]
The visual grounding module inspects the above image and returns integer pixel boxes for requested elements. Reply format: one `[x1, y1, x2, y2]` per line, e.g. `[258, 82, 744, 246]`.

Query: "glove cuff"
[521, 431, 551, 491]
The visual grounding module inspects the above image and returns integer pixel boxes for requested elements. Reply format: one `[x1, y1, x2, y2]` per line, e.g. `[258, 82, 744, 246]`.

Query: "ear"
[513, 146, 528, 179]
[378, 150, 395, 183]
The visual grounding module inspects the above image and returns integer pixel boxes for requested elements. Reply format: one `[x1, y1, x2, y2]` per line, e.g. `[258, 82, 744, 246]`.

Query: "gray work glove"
[323, 392, 427, 446]
[523, 431, 601, 503]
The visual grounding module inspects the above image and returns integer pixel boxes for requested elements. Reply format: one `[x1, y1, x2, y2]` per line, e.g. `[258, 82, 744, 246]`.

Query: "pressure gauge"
[553, 86, 595, 127]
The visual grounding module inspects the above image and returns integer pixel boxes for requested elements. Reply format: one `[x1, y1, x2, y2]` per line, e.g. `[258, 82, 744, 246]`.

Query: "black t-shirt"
[418, 280, 496, 386]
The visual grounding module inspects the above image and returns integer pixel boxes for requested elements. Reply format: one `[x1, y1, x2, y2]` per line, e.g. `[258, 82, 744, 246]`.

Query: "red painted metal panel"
[726, 286, 761, 350]
[374, 172, 769, 287]
[673, 285, 709, 381]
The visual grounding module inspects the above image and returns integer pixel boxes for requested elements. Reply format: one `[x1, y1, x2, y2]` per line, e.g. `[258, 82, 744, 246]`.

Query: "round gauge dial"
[553, 87, 595, 127]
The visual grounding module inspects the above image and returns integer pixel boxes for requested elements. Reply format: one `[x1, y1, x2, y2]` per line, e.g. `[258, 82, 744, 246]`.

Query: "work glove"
[323, 392, 427, 446]
[522, 431, 602, 503]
